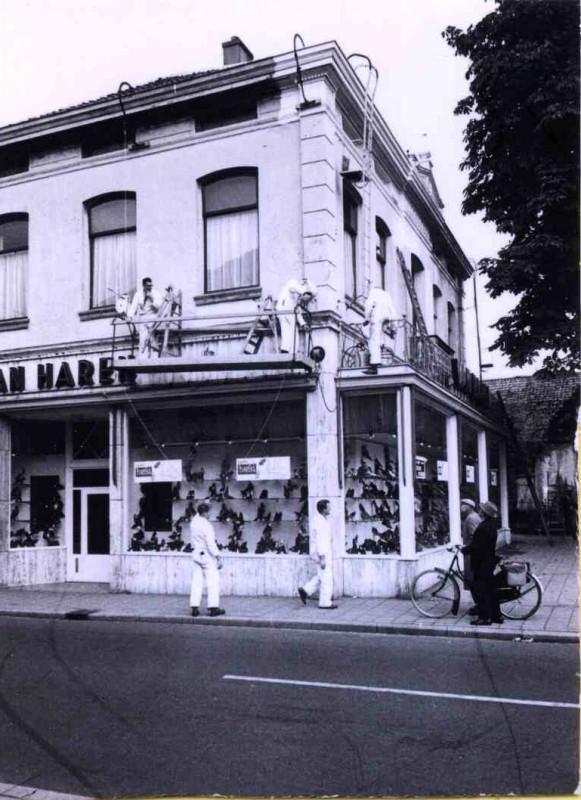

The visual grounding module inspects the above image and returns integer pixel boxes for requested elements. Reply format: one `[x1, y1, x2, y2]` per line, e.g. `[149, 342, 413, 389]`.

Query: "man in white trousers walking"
[190, 502, 225, 617]
[298, 498, 338, 609]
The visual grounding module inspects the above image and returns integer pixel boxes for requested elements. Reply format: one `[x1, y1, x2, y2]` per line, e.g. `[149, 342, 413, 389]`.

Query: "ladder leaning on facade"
[396, 247, 429, 339]
[242, 295, 278, 354]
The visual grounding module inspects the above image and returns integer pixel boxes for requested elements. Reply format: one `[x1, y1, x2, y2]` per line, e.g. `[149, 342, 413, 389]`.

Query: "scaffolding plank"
[113, 353, 315, 374]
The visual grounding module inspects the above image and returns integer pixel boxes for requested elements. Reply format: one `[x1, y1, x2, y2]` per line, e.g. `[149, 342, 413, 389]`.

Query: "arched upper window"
[375, 217, 391, 291]
[201, 169, 259, 293]
[86, 192, 136, 308]
[410, 254, 425, 330]
[447, 301, 457, 352]
[343, 183, 362, 301]
[0, 213, 28, 320]
[432, 284, 442, 336]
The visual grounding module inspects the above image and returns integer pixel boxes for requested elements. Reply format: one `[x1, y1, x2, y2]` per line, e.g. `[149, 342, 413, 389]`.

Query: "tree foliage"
[444, 0, 579, 373]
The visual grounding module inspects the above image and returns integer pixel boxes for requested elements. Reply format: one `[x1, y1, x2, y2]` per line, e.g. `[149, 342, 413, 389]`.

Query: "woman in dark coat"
[463, 501, 502, 625]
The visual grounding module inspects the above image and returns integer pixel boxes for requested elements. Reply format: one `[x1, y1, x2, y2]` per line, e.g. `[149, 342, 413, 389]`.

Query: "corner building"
[0, 38, 509, 596]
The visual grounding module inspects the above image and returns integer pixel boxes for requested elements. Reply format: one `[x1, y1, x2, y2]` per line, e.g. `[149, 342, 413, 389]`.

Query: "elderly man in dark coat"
[463, 501, 502, 626]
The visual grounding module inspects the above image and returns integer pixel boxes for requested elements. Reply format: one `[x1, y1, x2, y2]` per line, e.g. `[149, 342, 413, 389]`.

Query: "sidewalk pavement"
[0, 535, 577, 643]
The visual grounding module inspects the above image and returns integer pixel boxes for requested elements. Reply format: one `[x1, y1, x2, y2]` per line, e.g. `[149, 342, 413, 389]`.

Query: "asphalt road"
[0, 617, 578, 799]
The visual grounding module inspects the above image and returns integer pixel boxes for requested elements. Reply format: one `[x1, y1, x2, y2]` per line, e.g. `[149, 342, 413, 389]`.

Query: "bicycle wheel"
[341, 345, 365, 369]
[499, 573, 543, 620]
[410, 569, 460, 618]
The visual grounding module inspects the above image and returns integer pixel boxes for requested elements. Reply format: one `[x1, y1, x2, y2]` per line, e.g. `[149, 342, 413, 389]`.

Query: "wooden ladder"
[397, 247, 429, 338]
[242, 296, 278, 354]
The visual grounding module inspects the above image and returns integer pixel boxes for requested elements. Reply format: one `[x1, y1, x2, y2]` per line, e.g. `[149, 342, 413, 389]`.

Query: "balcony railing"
[340, 318, 491, 409]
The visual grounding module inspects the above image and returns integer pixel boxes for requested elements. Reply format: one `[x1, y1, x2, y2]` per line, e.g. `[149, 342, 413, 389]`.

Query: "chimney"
[222, 36, 254, 66]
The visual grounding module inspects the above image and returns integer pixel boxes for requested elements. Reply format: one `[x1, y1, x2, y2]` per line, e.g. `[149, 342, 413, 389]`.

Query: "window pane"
[0, 251, 27, 318]
[204, 174, 257, 214]
[92, 230, 136, 307]
[488, 435, 500, 505]
[414, 403, 450, 550]
[206, 209, 258, 291]
[344, 230, 357, 298]
[72, 421, 109, 460]
[0, 218, 28, 252]
[90, 197, 136, 235]
[460, 421, 479, 502]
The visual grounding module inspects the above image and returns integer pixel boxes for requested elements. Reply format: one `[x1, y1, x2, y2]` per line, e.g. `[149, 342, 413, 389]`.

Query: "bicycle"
[410, 544, 543, 620]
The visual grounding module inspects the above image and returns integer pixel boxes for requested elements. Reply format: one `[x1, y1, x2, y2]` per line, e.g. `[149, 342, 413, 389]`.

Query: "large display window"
[9, 421, 66, 548]
[487, 434, 501, 506]
[460, 421, 479, 503]
[414, 403, 450, 550]
[127, 399, 308, 555]
[342, 392, 399, 555]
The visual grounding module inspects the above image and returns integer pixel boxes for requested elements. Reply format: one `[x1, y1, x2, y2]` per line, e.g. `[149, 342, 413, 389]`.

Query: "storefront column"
[477, 430, 489, 505]
[109, 406, 129, 589]
[498, 439, 511, 544]
[306, 328, 342, 597]
[446, 414, 462, 546]
[0, 416, 11, 557]
[398, 387, 415, 559]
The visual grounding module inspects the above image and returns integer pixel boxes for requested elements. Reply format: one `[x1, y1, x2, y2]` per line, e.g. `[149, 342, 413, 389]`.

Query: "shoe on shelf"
[298, 587, 308, 605]
[468, 606, 479, 616]
[208, 607, 226, 617]
[319, 604, 339, 610]
[191, 607, 200, 617]
[470, 619, 492, 626]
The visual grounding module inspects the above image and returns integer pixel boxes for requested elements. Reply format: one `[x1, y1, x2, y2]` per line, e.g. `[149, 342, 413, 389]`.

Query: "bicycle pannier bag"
[504, 562, 527, 587]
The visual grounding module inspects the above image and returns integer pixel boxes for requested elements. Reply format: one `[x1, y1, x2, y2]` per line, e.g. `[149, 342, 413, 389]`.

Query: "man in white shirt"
[127, 277, 165, 356]
[189, 502, 225, 617]
[277, 278, 317, 354]
[362, 286, 396, 374]
[298, 498, 338, 609]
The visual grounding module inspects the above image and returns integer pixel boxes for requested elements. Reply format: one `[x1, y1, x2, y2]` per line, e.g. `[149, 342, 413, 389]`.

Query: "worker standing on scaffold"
[363, 286, 396, 374]
[127, 277, 164, 357]
[277, 278, 317, 354]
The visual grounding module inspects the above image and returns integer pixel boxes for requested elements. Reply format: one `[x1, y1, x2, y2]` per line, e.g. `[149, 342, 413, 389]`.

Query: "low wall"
[1, 546, 67, 586]
[114, 553, 315, 596]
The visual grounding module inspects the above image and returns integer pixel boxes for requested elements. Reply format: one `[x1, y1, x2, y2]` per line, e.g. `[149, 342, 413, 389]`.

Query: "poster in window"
[437, 460, 449, 481]
[415, 456, 427, 480]
[236, 456, 291, 481]
[465, 464, 475, 484]
[134, 459, 182, 483]
[490, 468, 498, 487]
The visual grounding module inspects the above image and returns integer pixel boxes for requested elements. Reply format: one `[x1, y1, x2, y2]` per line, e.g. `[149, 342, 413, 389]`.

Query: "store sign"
[415, 456, 427, 480]
[0, 356, 121, 395]
[134, 459, 182, 483]
[465, 464, 475, 483]
[437, 460, 448, 481]
[235, 457, 291, 481]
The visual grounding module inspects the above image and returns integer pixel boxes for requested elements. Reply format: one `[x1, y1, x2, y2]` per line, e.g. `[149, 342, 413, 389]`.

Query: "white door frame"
[68, 486, 111, 582]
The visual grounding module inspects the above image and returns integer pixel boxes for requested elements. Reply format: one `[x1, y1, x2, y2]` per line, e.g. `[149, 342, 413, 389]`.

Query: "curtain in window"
[344, 230, 356, 299]
[92, 231, 136, 307]
[0, 251, 27, 319]
[206, 209, 258, 292]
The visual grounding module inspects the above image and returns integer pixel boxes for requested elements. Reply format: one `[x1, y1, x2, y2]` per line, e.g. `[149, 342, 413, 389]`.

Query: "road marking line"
[222, 675, 579, 710]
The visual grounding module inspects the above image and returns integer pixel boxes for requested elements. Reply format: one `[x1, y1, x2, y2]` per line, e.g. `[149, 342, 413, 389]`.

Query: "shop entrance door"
[70, 469, 111, 582]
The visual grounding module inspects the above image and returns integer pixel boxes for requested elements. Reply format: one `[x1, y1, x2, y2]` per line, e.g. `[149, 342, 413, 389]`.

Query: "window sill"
[0, 316, 29, 332]
[194, 287, 262, 306]
[79, 306, 117, 321]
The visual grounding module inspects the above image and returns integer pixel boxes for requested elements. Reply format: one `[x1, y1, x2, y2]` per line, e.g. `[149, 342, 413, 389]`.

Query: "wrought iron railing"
[340, 317, 491, 409]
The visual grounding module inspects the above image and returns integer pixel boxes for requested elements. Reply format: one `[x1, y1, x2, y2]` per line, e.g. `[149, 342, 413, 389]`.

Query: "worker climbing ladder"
[396, 248, 429, 339]
[242, 296, 278, 354]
